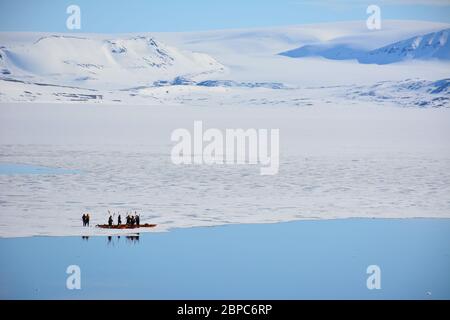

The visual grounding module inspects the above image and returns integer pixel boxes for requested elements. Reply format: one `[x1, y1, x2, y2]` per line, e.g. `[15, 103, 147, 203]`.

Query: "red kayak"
[96, 223, 157, 229]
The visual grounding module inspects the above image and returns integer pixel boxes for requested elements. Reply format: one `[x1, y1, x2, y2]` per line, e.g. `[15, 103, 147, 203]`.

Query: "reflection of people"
[126, 235, 140, 243]
[108, 215, 113, 226]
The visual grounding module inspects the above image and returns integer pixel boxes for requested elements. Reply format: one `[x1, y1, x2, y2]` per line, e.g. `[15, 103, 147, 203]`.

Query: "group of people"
[82, 211, 143, 227]
[81, 213, 90, 227]
[108, 211, 140, 227]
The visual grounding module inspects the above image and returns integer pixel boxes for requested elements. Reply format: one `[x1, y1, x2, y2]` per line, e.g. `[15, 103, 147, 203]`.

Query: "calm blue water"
[0, 163, 79, 175]
[0, 219, 449, 299]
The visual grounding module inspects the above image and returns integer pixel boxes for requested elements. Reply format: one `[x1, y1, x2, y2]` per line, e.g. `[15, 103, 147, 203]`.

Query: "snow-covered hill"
[345, 78, 450, 108]
[280, 43, 365, 60]
[0, 35, 226, 90]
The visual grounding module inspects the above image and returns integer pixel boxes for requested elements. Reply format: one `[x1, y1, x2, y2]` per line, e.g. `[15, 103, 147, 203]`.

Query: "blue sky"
[0, 0, 449, 32]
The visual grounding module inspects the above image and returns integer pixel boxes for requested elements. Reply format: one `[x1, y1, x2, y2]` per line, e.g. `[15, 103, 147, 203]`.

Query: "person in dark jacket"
[117, 214, 122, 226]
[108, 215, 113, 226]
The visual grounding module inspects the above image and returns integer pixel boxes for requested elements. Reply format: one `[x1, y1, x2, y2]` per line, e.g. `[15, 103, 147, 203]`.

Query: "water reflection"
[126, 235, 140, 243]
[103, 235, 140, 246]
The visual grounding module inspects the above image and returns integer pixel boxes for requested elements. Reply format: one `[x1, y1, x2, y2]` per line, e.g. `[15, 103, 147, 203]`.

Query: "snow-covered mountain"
[280, 28, 450, 64]
[358, 28, 450, 64]
[0, 35, 226, 90]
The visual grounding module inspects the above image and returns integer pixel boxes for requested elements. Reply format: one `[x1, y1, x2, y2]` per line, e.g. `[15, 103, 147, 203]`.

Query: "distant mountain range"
[280, 28, 450, 64]
[0, 21, 448, 106]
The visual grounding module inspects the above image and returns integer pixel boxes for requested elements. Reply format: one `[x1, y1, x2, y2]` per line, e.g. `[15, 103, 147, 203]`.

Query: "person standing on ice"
[86, 213, 90, 227]
[82, 214, 86, 227]
[108, 215, 113, 227]
[135, 212, 140, 226]
[117, 214, 122, 226]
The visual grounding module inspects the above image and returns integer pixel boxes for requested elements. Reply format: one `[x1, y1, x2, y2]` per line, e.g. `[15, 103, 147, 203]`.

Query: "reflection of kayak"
[96, 223, 157, 229]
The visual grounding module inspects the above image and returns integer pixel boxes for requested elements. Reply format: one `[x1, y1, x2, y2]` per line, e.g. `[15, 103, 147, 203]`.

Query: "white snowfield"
[0, 20, 449, 237]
